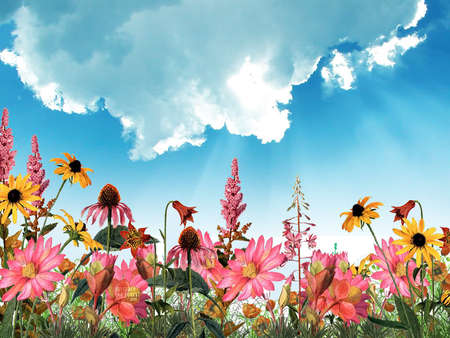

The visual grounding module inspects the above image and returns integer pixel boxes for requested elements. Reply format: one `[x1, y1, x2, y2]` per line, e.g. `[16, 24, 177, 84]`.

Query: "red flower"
[440, 227, 450, 256]
[120, 223, 152, 257]
[172, 200, 197, 227]
[391, 200, 415, 225]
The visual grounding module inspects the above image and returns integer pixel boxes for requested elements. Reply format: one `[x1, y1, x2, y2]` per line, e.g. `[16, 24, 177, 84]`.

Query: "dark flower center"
[7, 189, 22, 203]
[412, 233, 426, 247]
[178, 226, 200, 251]
[352, 204, 365, 217]
[126, 230, 143, 248]
[69, 160, 82, 173]
[98, 184, 121, 207]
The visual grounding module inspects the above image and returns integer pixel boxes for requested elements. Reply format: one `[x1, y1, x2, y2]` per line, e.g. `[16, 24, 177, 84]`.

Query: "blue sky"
[0, 0, 449, 265]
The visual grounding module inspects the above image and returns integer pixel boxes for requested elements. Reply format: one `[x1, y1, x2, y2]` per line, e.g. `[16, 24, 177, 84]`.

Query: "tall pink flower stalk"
[371, 237, 424, 297]
[220, 158, 246, 233]
[0, 108, 17, 183]
[0, 236, 64, 301]
[27, 135, 50, 206]
[218, 236, 286, 301]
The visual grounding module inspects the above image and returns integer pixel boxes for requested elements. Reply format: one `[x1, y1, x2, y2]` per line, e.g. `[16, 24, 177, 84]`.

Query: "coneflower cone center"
[352, 204, 364, 217]
[69, 160, 82, 173]
[22, 263, 37, 278]
[412, 233, 426, 247]
[242, 262, 257, 278]
[7, 189, 21, 203]
[98, 184, 121, 207]
[178, 226, 200, 250]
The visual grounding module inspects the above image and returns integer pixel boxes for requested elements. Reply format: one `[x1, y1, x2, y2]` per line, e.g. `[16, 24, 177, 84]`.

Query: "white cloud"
[404, 0, 427, 29]
[366, 33, 426, 70]
[321, 50, 355, 90]
[0, 0, 425, 160]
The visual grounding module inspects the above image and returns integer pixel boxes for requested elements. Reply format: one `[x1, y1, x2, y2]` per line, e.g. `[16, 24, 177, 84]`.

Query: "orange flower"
[172, 200, 197, 227]
[384, 302, 395, 312]
[223, 321, 244, 337]
[80, 289, 93, 302]
[242, 303, 261, 318]
[441, 274, 450, 292]
[202, 299, 224, 319]
[252, 316, 270, 336]
[391, 200, 415, 225]
[72, 306, 86, 320]
[439, 227, 450, 256]
[58, 258, 75, 274]
[80, 253, 90, 265]
[265, 299, 275, 312]
[428, 261, 448, 282]
[289, 291, 299, 306]
[340, 196, 382, 232]
[119, 223, 151, 257]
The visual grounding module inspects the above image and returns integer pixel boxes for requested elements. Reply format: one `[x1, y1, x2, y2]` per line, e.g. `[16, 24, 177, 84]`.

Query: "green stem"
[25, 298, 37, 337]
[187, 249, 196, 337]
[59, 238, 72, 254]
[106, 207, 112, 254]
[366, 224, 414, 331]
[414, 200, 424, 220]
[39, 180, 67, 236]
[162, 200, 174, 337]
[2, 236, 8, 268]
[12, 298, 19, 338]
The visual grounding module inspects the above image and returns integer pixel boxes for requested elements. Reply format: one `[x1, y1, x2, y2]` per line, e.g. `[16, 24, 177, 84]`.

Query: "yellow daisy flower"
[54, 209, 103, 251]
[393, 218, 442, 267]
[0, 174, 40, 223]
[51, 153, 93, 188]
[441, 290, 450, 306]
[340, 196, 383, 232]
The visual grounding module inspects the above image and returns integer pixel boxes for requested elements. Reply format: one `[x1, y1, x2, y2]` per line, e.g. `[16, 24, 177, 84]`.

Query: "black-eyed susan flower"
[0, 174, 40, 223]
[340, 196, 383, 232]
[51, 153, 92, 188]
[393, 218, 442, 267]
[54, 209, 103, 251]
[441, 289, 450, 306]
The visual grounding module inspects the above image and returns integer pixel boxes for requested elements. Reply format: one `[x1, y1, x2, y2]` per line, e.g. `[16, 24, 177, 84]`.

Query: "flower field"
[0, 106, 449, 338]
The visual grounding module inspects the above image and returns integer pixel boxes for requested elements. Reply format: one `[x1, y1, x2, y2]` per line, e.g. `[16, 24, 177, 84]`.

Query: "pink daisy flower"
[0, 236, 64, 301]
[167, 226, 214, 271]
[82, 184, 134, 228]
[106, 259, 150, 325]
[192, 230, 225, 287]
[371, 237, 424, 297]
[217, 236, 286, 302]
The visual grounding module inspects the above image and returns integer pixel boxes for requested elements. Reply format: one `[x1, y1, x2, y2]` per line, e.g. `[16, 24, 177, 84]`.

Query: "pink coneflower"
[167, 227, 214, 270]
[371, 237, 423, 297]
[0, 236, 64, 301]
[82, 184, 134, 227]
[193, 230, 225, 287]
[106, 259, 150, 325]
[0, 108, 17, 183]
[27, 135, 50, 206]
[218, 236, 286, 302]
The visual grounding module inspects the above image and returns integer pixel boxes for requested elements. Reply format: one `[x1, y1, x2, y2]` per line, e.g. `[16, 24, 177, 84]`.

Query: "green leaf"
[197, 317, 224, 338]
[41, 222, 58, 236]
[367, 316, 407, 330]
[71, 278, 89, 303]
[147, 299, 173, 315]
[413, 267, 420, 281]
[0, 297, 16, 337]
[198, 329, 206, 338]
[159, 229, 165, 241]
[147, 268, 209, 295]
[166, 321, 189, 338]
[394, 295, 422, 338]
[93, 225, 128, 251]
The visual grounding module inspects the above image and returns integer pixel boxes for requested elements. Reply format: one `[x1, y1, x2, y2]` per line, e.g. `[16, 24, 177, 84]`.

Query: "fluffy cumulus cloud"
[0, 0, 426, 160]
